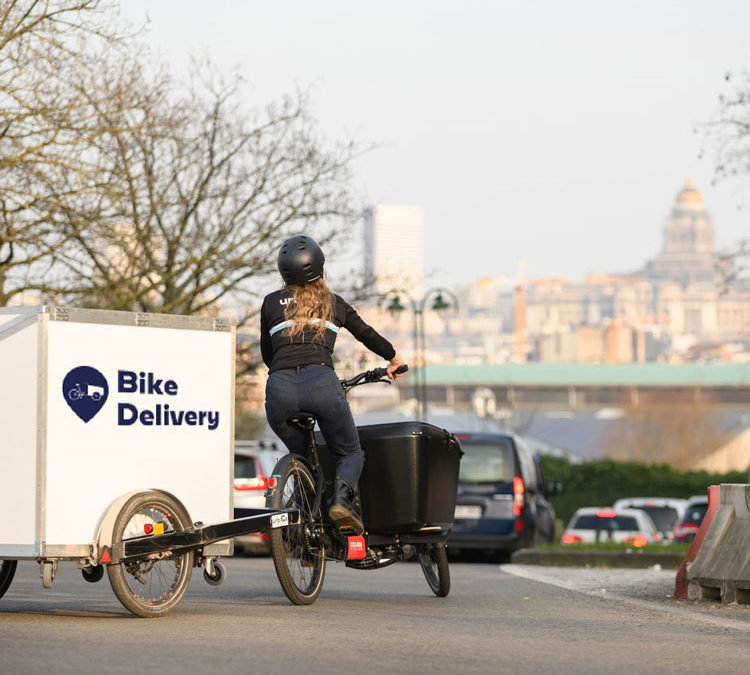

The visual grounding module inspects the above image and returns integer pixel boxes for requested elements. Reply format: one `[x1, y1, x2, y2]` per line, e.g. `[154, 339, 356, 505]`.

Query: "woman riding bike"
[260, 234, 405, 534]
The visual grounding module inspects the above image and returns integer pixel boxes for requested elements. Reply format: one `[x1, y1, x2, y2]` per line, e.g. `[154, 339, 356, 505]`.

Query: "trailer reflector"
[100, 549, 112, 564]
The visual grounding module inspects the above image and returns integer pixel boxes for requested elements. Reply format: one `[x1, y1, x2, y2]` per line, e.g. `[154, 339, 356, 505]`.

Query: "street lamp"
[383, 287, 459, 420]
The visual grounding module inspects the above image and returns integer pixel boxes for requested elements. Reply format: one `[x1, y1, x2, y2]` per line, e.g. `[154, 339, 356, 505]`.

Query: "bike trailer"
[318, 421, 462, 537]
[0, 305, 234, 562]
[0, 306, 299, 617]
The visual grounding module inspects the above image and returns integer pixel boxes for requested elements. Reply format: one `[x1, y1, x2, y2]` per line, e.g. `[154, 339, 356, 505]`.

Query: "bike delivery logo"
[62, 365, 220, 430]
[62, 366, 109, 423]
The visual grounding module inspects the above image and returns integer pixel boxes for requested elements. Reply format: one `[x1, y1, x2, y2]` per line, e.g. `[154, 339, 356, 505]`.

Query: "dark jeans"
[265, 364, 364, 487]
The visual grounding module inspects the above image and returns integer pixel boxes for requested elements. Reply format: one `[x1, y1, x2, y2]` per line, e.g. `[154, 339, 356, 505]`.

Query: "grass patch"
[536, 541, 691, 555]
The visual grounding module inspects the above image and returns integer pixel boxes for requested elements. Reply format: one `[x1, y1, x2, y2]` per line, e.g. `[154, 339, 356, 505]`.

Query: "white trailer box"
[0, 306, 234, 559]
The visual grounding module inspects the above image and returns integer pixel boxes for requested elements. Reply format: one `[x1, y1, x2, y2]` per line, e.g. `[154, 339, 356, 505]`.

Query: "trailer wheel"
[107, 491, 194, 618]
[203, 561, 225, 586]
[0, 560, 17, 599]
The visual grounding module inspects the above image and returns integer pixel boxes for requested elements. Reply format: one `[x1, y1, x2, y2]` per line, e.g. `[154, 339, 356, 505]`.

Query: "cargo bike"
[266, 366, 463, 605]
[0, 306, 299, 618]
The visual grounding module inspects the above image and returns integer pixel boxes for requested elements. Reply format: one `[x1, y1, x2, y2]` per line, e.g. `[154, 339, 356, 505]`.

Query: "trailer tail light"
[561, 532, 583, 544]
[512, 476, 525, 517]
[144, 524, 154, 535]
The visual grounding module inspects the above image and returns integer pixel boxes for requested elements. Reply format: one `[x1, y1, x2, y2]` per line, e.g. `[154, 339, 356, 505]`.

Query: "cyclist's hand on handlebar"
[387, 354, 407, 380]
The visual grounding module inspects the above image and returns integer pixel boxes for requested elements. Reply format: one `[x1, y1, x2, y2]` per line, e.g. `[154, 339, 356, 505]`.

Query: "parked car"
[672, 495, 709, 542]
[561, 507, 659, 546]
[233, 440, 285, 555]
[448, 432, 560, 557]
[612, 497, 688, 541]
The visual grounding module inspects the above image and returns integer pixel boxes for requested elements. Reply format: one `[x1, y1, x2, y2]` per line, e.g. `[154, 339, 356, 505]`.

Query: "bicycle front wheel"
[0, 560, 17, 599]
[418, 542, 450, 597]
[267, 455, 326, 605]
[107, 491, 194, 618]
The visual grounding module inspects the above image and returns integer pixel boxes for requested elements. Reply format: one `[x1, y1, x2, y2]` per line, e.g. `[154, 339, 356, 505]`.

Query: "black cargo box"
[316, 421, 462, 535]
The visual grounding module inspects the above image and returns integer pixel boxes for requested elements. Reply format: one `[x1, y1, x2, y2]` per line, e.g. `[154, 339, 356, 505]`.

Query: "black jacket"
[260, 289, 396, 372]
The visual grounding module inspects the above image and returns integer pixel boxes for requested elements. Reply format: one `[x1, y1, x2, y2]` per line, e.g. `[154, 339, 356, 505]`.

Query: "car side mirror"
[547, 480, 563, 497]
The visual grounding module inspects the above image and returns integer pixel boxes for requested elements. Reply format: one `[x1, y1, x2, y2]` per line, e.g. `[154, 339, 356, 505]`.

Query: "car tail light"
[512, 476, 525, 517]
[625, 534, 649, 547]
[673, 522, 698, 539]
[596, 509, 616, 518]
[561, 532, 583, 544]
[234, 474, 269, 491]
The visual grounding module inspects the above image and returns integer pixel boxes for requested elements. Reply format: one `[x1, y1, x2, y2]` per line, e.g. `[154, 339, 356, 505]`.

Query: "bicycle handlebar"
[340, 364, 409, 391]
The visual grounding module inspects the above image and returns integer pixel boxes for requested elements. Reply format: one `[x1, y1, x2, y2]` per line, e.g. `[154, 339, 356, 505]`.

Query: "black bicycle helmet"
[277, 234, 325, 285]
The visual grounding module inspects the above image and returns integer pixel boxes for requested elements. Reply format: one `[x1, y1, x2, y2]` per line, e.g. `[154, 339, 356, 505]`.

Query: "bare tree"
[702, 70, 750, 291]
[602, 402, 730, 469]
[0, 0, 125, 304]
[1, 4, 364, 386]
[705, 70, 750, 183]
[50, 59, 361, 322]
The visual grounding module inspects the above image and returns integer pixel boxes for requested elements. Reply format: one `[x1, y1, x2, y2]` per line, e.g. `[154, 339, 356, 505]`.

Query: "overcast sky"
[120, 1, 749, 287]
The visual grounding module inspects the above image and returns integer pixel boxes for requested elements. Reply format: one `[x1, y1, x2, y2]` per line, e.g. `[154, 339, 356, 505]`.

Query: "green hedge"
[538, 455, 748, 525]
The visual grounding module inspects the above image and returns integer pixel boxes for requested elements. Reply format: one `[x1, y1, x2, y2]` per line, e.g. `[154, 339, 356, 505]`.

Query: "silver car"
[561, 507, 659, 547]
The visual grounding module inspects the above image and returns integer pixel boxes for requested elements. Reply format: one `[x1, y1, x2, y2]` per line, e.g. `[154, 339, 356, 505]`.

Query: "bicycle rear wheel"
[418, 542, 450, 597]
[267, 455, 326, 605]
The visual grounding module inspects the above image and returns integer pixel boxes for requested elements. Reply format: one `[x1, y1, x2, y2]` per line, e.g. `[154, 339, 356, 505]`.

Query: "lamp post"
[383, 287, 459, 420]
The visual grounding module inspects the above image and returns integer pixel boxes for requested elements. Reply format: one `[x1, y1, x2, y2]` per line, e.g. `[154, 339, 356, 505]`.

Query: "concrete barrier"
[685, 484, 750, 605]
[674, 485, 720, 600]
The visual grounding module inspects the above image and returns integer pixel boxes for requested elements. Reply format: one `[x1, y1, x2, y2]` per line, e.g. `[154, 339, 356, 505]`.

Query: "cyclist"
[260, 234, 405, 534]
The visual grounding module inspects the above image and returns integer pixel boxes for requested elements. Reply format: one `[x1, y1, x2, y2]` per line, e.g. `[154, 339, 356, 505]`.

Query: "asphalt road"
[1, 557, 748, 674]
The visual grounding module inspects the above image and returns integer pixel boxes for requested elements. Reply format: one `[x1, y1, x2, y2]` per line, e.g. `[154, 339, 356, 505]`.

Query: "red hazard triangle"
[100, 549, 111, 564]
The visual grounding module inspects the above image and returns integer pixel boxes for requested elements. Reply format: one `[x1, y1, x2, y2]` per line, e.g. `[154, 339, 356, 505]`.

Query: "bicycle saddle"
[287, 412, 317, 432]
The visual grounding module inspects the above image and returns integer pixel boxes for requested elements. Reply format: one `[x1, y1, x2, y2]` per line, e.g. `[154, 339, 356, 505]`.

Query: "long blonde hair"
[283, 277, 334, 339]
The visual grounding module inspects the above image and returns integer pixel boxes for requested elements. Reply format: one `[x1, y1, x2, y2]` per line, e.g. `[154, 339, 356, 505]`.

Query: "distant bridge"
[419, 364, 750, 411]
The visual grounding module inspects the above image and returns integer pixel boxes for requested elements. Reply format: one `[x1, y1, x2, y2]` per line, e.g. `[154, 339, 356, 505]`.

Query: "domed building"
[646, 177, 717, 286]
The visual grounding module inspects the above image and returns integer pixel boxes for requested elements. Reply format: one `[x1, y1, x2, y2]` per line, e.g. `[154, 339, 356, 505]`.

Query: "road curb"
[511, 548, 685, 569]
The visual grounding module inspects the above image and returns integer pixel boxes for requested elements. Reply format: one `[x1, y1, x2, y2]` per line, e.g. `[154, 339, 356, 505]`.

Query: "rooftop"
[424, 363, 750, 387]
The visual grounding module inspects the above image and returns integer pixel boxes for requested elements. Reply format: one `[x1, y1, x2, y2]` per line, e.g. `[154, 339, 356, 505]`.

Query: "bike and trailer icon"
[68, 382, 105, 401]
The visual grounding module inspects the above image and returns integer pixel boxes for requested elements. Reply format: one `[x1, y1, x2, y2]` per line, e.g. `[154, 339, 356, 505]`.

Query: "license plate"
[270, 513, 289, 528]
[454, 504, 482, 520]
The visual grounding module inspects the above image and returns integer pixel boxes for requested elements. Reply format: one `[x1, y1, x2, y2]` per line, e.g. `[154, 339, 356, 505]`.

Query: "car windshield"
[234, 456, 259, 480]
[458, 440, 515, 483]
[572, 515, 639, 531]
[684, 504, 707, 523]
[634, 506, 679, 531]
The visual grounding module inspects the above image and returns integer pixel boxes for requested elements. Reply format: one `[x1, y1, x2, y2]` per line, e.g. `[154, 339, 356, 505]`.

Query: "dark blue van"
[448, 432, 558, 555]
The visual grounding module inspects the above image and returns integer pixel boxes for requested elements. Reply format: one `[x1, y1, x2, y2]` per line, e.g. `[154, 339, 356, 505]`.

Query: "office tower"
[364, 204, 424, 299]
